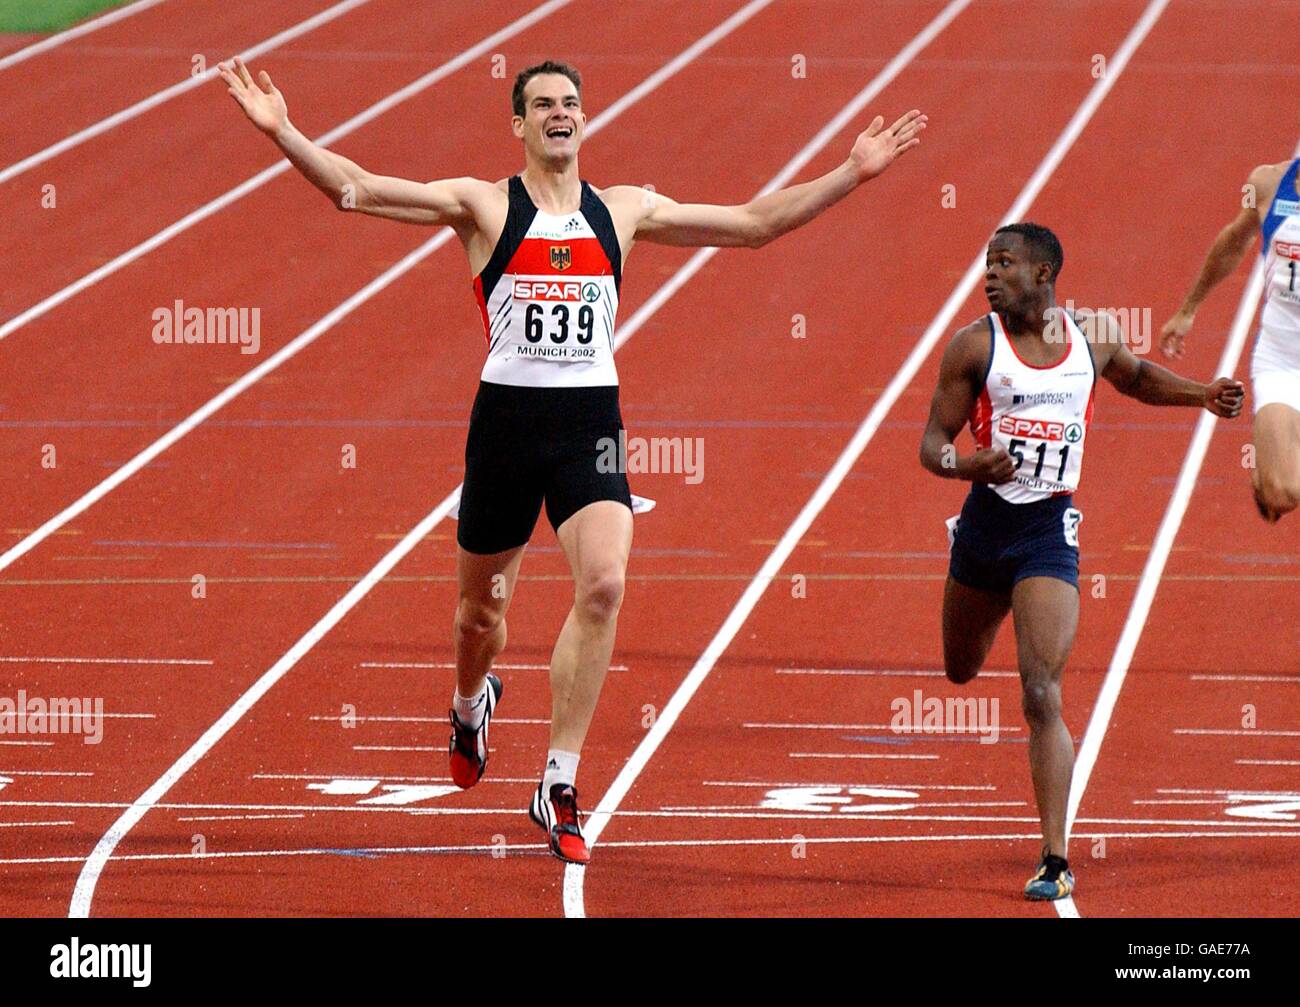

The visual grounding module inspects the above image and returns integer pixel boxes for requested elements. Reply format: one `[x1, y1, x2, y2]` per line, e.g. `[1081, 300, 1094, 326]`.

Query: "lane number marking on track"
[760, 786, 920, 814]
[1224, 795, 1300, 822]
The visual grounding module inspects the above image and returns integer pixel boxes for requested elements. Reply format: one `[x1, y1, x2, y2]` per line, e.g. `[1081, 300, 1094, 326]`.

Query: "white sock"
[453, 680, 489, 730]
[542, 749, 580, 792]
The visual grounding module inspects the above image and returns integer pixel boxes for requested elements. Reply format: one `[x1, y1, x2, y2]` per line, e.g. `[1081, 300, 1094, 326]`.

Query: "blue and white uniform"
[948, 309, 1096, 594]
[1254, 158, 1300, 414]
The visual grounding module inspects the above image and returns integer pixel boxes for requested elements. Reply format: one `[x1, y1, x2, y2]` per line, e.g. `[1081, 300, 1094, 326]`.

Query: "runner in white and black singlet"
[1162, 157, 1300, 523]
[920, 223, 1244, 902]
[221, 56, 927, 864]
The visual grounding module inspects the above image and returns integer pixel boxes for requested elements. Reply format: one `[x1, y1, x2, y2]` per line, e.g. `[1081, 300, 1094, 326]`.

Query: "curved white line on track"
[0, 0, 372, 186]
[1061, 135, 1300, 921]
[65, 0, 779, 919]
[0, 0, 165, 72]
[565, 0, 1173, 920]
[0, 0, 574, 344]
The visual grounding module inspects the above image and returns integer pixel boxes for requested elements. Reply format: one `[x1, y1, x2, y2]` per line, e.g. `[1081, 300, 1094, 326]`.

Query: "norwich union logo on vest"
[151, 299, 261, 354]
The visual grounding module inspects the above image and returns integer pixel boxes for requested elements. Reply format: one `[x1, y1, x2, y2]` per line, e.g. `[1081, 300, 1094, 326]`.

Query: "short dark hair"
[994, 222, 1063, 281]
[512, 60, 582, 117]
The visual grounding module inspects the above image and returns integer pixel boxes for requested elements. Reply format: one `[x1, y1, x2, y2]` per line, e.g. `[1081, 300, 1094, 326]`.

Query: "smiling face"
[512, 73, 585, 166]
[984, 231, 1051, 313]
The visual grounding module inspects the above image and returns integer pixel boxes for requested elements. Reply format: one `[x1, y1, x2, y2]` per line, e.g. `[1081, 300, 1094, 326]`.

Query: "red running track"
[0, 0, 1295, 917]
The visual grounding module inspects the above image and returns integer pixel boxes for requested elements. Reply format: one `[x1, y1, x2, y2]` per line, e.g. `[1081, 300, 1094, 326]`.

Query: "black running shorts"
[457, 381, 633, 555]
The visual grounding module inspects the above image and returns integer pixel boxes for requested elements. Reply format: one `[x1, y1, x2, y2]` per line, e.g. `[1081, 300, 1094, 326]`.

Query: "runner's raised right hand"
[219, 57, 288, 136]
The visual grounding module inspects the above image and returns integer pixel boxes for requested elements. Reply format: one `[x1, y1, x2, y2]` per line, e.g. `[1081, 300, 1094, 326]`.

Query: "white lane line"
[0, 741, 54, 747]
[1060, 138, 1300, 922]
[566, 0, 1172, 920]
[9, 712, 156, 720]
[20, 799, 518, 814]
[749, 722, 902, 729]
[1175, 728, 1300, 737]
[64, 0, 780, 920]
[1139, 795, 1299, 804]
[0, 821, 75, 828]
[1064, 132, 1300, 906]
[352, 745, 437, 752]
[0, 711, 155, 720]
[1239, 759, 1300, 766]
[608, 810, 1020, 821]
[704, 780, 996, 790]
[359, 661, 629, 670]
[1158, 787, 1300, 795]
[16, 829, 1300, 869]
[790, 753, 939, 761]
[1191, 674, 1299, 683]
[662, 801, 1026, 811]
[0, 656, 212, 665]
[176, 814, 306, 822]
[0, 0, 370, 185]
[0, 0, 164, 71]
[308, 714, 547, 724]
[608, 810, 1300, 828]
[251, 772, 542, 783]
[0, 0, 574, 345]
[748, 721, 1021, 733]
[0, 769, 93, 777]
[555, 830, 1300, 849]
[777, 667, 1019, 678]
[16, 796, 1297, 830]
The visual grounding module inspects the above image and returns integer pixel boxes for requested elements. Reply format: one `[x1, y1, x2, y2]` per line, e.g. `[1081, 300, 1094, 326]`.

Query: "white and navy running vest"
[1260, 158, 1300, 347]
[472, 176, 622, 387]
[969, 309, 1096, 504]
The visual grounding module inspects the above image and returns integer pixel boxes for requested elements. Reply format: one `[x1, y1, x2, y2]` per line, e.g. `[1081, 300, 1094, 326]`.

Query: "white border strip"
[0, 0, 573, 343]
[1061, 135, 1300, 916]
[0, 0, 164, 72]
[564, 0, 1173, 919]
[65, 0, 779, 919]
[0, 0, 371, 186]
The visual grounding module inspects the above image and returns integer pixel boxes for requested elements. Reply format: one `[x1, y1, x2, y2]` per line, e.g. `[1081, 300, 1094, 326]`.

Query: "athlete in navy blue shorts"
[920, 223, 1244, 900]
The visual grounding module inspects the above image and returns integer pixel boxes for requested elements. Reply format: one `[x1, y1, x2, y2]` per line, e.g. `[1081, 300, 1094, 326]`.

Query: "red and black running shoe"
[528, 782, 590, 864]
[448, 673, 502, 790]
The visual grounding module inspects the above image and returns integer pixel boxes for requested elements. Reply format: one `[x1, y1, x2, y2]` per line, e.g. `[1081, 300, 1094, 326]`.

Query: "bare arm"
[1160, 164, 1277, 358]
[627, 110, 927, 249]
[1101, 339, 1244, 416]
[920, 325, 1015, 483]
[218, 57, 490, 228]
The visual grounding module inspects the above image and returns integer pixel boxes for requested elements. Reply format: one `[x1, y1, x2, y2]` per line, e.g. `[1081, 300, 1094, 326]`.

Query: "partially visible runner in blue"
[1162, 156, 1300, 523]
